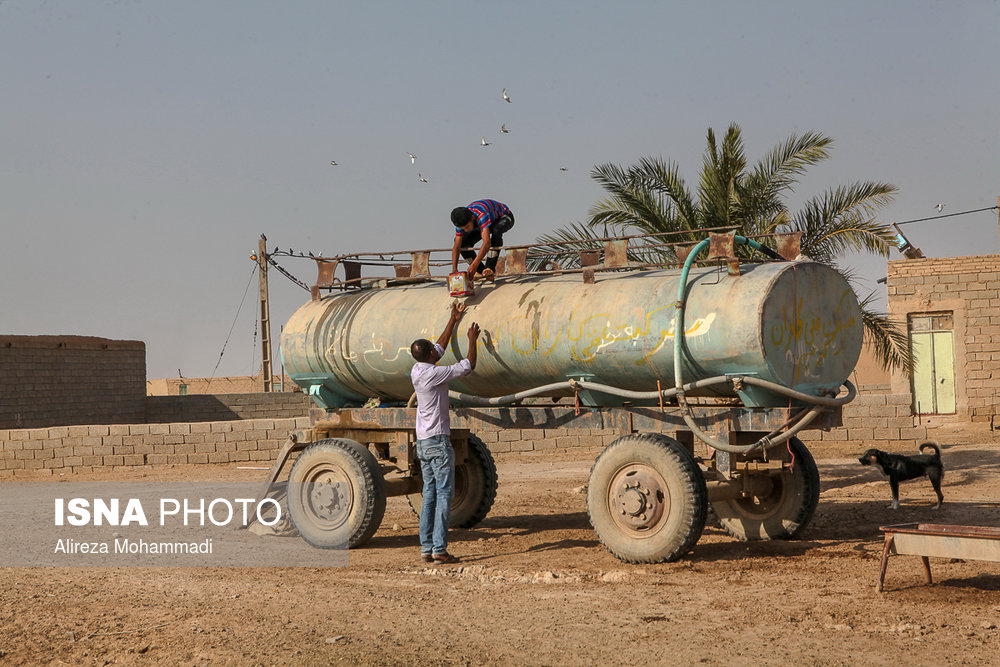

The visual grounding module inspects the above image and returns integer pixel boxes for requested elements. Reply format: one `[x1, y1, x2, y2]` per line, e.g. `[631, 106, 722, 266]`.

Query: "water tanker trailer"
[264, 231, 861, 563]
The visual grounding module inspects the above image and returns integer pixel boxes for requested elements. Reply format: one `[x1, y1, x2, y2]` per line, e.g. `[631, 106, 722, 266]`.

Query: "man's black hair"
[451, 206, 473, 227]
[410, 339, 434, 362]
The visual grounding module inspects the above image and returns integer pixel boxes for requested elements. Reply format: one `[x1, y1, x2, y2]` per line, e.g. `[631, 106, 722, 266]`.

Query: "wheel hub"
[312, 481, 347, 516]
[609, 466, 668, 533]
[303, 468, 353, 526]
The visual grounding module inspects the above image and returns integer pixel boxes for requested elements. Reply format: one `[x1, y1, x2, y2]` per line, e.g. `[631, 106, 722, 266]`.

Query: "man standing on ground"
[409, 302, 480, 564]
[451, 199, 515, 278]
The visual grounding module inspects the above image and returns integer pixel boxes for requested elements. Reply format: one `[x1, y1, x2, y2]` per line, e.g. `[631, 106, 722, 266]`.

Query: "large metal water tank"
[280, 260, 862, 408]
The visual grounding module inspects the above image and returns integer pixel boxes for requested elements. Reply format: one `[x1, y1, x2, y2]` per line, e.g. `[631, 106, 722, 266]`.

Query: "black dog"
[858, 443, 944, 510]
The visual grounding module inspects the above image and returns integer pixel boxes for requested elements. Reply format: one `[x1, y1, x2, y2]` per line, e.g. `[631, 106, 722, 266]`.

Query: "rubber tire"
[587, 433, 708, 563]
[286, 438, 386, 549]
[408, 434, 498, 528]
[713, 437, 820, 541]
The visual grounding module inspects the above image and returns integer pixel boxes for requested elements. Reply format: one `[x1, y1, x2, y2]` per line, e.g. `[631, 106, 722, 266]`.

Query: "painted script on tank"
[769, 290, 856, 382]
[502, 304, 715, 363]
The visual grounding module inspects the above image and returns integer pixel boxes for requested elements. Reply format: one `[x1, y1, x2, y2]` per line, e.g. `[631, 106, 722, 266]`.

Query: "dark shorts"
[459, 214, 515, 272]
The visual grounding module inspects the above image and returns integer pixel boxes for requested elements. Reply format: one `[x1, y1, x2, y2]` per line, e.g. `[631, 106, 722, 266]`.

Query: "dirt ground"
[3, 429, 1000, 666]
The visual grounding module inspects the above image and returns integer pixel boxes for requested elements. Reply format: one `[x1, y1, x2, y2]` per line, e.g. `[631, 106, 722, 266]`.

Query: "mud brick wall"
[145, 392, 315, 424]
[0, 336, 145, 430]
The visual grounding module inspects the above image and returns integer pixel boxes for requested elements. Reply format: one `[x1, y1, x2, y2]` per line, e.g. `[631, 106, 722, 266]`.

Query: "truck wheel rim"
[607, 465, 669, 536]
[298, 464, 353, 530]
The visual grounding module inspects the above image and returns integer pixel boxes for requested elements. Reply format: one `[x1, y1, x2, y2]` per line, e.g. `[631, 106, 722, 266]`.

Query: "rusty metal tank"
[280, 260, 863, 409]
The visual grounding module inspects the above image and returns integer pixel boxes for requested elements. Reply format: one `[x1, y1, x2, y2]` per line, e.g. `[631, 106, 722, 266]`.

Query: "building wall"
[145, 392, 314, 423]
[1, 385, 928, 475]
[147, 375, 293, 396]
[0, 417, 619, 476]
[886, 254, 1000, 426]
[0, 336, 146, 429]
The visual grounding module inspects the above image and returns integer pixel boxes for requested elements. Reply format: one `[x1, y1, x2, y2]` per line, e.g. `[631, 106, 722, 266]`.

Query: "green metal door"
[909, 314, 955, 415]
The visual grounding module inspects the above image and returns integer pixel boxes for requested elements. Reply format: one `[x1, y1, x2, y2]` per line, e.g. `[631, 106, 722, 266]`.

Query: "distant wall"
[1, 386, 931, 476]
[797, 383, 928, 451]
[145, 392, 314, 424]
[0, 336, 146, 429]
[147, 375, 293, 396]
[886, 254, 1000, 425]
[0, 418, 310, 476]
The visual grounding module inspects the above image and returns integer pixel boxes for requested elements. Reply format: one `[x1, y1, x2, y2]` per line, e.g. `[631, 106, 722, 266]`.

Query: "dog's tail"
[919, 442, 941, 458]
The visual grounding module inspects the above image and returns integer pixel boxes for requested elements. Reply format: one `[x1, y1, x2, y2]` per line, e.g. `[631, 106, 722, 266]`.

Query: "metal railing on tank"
[302, 228, 805, 299]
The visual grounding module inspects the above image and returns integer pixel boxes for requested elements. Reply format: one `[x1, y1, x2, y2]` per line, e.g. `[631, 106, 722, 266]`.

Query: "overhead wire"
[207, 263, 258, 389]
[266, 255, 311, 291]
[894, 205, 998, 227]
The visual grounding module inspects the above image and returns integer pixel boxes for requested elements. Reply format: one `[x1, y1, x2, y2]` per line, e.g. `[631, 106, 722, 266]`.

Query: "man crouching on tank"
[409, 302, 480, 564]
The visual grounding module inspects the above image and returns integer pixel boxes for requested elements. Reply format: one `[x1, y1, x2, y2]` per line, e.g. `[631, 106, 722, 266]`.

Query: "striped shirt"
[454, 199, 511, 236]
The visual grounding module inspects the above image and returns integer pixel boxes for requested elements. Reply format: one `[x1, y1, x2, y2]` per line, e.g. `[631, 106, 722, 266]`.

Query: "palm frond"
[697, 123, 747, 229]
[787, 181, 898, 262]
[529, 223, 606, 270]
[859, 292, 914, 375]
[749, 131, 832, 198]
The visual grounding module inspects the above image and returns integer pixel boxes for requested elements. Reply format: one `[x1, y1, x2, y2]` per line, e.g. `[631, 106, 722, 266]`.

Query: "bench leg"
[877, 534, 894, 592]
[921, 556, 933, 585]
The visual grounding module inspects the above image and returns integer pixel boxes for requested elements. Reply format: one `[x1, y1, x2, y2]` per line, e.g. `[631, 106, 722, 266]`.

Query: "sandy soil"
[2, 432, 1000, 666]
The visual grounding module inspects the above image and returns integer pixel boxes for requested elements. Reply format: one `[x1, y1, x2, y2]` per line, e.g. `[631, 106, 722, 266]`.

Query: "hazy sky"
[3, 1, 998, 380]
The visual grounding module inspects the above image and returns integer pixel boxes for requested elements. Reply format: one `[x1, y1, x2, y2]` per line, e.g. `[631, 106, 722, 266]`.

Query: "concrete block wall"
[0, 417, 618, 476]
[0, 418, 312, 477]
[2, 394, 928, 477]
[473, 426, 619, 453]
[887, 254, 1000, 424]
[796, 384, 929, 451]
[0, 336, 146, 429]
[145, 392, 315, 424]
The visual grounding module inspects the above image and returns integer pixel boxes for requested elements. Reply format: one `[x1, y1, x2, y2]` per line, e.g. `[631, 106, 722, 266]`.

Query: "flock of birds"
[327, 88, 567, 183]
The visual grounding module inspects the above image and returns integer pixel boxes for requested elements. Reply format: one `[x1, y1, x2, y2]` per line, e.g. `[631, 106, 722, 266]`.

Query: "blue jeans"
[416, 434, 455, 555]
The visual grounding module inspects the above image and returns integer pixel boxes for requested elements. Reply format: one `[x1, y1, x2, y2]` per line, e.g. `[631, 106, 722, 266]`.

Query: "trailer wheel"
[286, 438, 386, 549]
[408, 434, 498, 528]
[713, 437, 819, 541]
[587, 433, 708, 563]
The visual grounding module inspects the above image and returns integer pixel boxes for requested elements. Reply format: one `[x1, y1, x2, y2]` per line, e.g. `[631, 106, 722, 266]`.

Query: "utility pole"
[257, 234, 273, 392]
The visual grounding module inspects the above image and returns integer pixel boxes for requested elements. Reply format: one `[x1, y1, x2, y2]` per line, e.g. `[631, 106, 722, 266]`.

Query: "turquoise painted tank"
[280, 260, 863, 409]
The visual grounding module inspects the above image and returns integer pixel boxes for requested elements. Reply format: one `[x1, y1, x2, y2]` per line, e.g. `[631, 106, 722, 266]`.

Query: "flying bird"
[408, 152, 417, 164]
[502, 88, 511, 103]
[481, 137, 490, 147]
[418, 173, 428, 183]
[330, 160, 338, 166]
[559, 167, 568, 171]
[500, 123, 510, 134]
[935, 203, 945, 212]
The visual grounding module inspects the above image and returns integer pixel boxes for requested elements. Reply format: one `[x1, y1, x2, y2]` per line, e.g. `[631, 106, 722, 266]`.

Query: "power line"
[894, 205, 998, 227]
[266, 255, 311, 291]
[207, 263, 258, 388]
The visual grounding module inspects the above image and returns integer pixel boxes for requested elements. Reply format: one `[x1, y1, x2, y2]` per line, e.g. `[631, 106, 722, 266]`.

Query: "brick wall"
[0, 336, 146, 429]
[0, 418, 312, 476]
[0, 417, 620, 476]
[145, 392, 314, 424]
[797, 383, 928, 450]
[886, 254, 1000, 424]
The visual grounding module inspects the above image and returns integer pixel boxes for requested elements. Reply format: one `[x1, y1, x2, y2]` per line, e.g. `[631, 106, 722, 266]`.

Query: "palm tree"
[534, 123, 912, 373]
